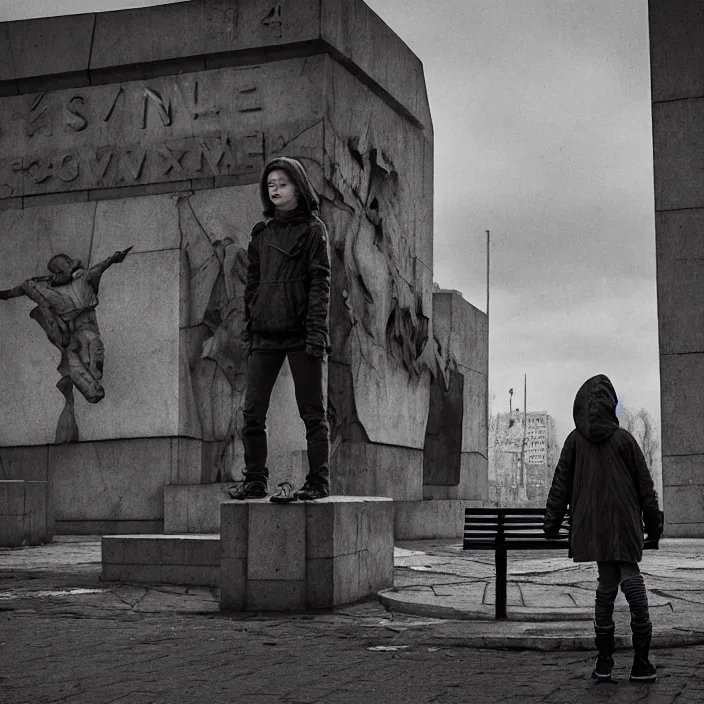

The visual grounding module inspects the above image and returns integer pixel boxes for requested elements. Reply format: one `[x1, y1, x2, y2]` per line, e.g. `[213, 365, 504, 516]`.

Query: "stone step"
[101, 534, 219, 586]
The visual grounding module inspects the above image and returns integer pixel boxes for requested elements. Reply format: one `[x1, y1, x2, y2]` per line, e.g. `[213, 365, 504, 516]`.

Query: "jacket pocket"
[251, 279, 307, 334]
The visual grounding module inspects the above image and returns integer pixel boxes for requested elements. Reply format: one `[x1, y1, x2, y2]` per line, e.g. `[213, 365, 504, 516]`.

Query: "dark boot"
[630, 631, 656, 683]
[591, 622, 615, 681]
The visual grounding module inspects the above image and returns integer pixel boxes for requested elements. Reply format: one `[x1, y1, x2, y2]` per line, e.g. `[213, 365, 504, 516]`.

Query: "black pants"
[242, 349, 329, 488]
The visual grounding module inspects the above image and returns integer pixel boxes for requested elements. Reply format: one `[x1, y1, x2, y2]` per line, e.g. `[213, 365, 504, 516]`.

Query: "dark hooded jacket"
[544, 375, 661, 563]
[243, 157, 330, 353]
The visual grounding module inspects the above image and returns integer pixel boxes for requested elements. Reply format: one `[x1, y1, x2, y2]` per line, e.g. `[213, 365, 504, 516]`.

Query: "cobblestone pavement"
[2, 538, 704, 703]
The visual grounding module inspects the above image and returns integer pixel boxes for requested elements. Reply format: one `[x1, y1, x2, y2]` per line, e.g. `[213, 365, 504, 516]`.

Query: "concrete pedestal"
[220, 497, 394, 611]
[0, 479, 53, 547]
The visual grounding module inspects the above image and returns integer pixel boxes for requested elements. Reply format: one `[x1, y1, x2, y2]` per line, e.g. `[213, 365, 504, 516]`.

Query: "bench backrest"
[464, 507, 570, 550]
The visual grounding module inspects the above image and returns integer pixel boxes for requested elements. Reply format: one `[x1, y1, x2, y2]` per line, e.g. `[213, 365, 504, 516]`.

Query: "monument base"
[220, 497, 394, 611]
[0, 480, 54, 547]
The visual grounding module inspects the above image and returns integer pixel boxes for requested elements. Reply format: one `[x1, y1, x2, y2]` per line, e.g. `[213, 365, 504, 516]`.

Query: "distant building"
[489, 411, 561, 507]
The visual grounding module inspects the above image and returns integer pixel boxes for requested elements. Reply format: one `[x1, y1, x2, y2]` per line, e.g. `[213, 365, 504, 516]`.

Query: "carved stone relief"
[0, 248, 131, 443]
[322, 116, 434, 449]
[178, 194, 249, 482]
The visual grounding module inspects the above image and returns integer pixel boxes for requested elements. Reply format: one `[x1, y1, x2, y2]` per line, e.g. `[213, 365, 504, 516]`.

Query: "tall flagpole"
[486, 229, 490, 476]
[486, 230, 490, 320]
[521, 374, 527, 488]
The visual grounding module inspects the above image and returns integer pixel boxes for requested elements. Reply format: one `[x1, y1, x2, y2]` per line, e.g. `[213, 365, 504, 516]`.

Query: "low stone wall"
[0, 479, 54, 547]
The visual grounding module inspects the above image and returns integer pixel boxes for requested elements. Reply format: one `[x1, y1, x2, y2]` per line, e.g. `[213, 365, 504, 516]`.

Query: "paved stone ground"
[2, 537, 704, 703]
[383, 539, 704, 637]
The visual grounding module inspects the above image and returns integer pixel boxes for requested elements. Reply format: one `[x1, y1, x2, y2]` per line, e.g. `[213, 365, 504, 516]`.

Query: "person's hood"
[259, 157, 320, 218]
[573, 374, 619, 443]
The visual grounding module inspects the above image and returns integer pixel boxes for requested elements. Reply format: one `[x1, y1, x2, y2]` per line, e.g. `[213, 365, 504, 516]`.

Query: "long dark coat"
[544, 375, 661, 563]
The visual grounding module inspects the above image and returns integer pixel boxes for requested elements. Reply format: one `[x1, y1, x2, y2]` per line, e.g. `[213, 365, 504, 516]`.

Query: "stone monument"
[649, 0, 704, 537]
[0, 0, 488, 539]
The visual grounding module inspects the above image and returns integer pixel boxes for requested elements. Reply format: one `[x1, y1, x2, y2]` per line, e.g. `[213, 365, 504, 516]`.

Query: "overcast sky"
[0, 0, 658, 442]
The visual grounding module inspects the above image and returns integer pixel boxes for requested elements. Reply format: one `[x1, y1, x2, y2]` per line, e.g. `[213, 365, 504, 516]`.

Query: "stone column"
[650, 0, 704, 536]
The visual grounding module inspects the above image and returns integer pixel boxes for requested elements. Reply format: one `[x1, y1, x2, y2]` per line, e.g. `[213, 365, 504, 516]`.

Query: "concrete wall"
[650, 0, 704, 536]
[423, 290, 488, 502]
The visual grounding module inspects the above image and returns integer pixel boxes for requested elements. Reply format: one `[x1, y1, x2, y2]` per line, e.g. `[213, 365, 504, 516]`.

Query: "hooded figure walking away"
[544, 375, 662, 683]
[228, 157, 331, 503]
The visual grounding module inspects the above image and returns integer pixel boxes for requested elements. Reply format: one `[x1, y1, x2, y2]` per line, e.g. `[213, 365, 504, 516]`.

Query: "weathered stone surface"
[322, 57, 433, 448]
[0, 479, 52, 546]
[0, 446, 49, 482]
[649, 0, 704, 103]
[432, 291, 488, 374]
[660, 353, 704, 456]
[320, 0, 432, 129]
[91, 194, 181, 259]
[246, 580, 306, 611]
[652, 99, 704, 211]
[331, 442, 423, 500]
[0, 480, 24, 516]
[2, 15, 94, 82]
[0, 24, 16, 84]
[220, 501, 250, 559]
[657, 257, 704, 355]
[0, 202, 95, 283]
[247, 503, 306, 581]
[0, 203, 97, 445]
[90, 0, 320, 72]
[176, 185, 309, 481]
[72, 249, 181, 441]
[0, 60, 327, 199]
[423, 453, 489, 501]
[49, 438, 174, 523]
[219, 496, 393, 610]
[662, 454, 704, 487]
[394, 498, 485, 540]
[655, 210, 704, 354]
[462, 367, 487, 455]
[220, 556, 246, 609]
[102, 534, 219, 564]
[664, 485, 704, 527]
[164, 483, 229, 535]
[101, 534, 220, 585]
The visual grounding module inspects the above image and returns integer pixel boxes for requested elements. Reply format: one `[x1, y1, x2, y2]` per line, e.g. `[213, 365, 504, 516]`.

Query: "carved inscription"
[0, 71, 267, 197]
[4, 133, 264, 194]
[262, 2, 283, 38]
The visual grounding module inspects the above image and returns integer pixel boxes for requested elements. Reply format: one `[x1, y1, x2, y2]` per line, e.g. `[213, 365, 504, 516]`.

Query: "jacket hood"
[260, 157, 320, 218]
[573, 374, 619, 443]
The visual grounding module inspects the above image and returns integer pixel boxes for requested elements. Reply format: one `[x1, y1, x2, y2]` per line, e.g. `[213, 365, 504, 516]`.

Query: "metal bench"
[463, 507, 659, 620]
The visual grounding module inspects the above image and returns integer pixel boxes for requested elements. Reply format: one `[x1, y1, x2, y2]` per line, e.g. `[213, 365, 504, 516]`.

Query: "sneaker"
[270, 482, 297, 504]
[295, 482, 329, 501]
[227, 480, 268, 500]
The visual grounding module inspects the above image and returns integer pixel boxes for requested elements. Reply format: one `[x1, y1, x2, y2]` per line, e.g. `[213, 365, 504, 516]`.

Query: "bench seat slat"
[464, 531, 567, 540]
[462, 507, 549, 515]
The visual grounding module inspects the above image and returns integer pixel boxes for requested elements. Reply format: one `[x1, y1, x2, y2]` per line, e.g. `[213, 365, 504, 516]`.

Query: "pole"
[485, 229, 491, 478]
[486, 230, 490, 319]
[521, 374, 527, 487]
